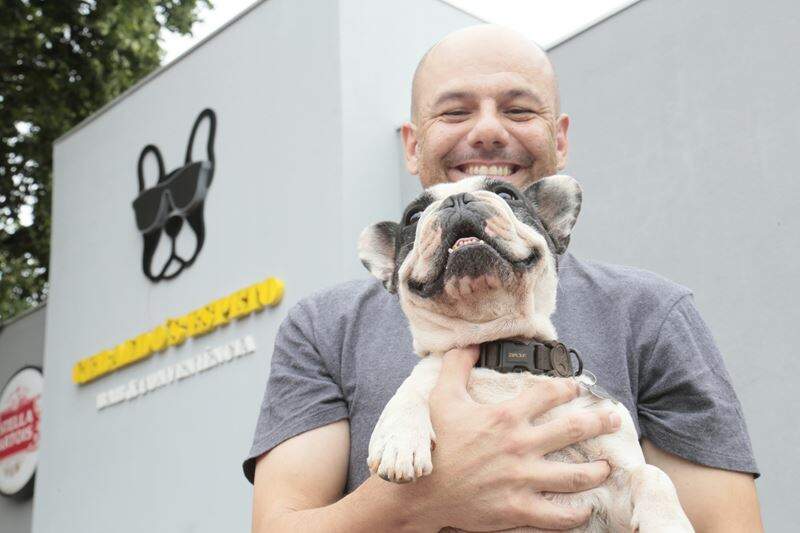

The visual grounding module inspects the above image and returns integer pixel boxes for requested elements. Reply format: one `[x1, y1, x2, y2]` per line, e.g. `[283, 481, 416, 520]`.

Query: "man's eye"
[507, 108, 533, 115]
[443, 110, 469, 116]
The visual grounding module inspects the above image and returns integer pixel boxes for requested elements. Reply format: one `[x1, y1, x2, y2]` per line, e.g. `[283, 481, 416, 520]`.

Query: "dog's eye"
[496, 188, 518, 202]
[405, 208, 424, 226]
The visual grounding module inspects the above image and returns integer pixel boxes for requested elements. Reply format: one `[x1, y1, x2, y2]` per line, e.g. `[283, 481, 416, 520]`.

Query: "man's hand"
[401, 346, 622, 532]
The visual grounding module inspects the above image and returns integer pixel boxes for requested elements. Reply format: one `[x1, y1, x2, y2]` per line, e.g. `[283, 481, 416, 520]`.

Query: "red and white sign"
[0, 366, 42, 499]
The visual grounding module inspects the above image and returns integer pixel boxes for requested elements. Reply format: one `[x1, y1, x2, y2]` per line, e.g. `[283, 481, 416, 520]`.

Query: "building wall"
[0, 306, 44, 533]
[549, 0, 798, 530]
[36, 1, 345, 532]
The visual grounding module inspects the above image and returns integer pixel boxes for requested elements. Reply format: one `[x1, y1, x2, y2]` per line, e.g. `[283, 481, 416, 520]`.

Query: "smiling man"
[246, 25, 762, 532]
[406, 26, 565, 188]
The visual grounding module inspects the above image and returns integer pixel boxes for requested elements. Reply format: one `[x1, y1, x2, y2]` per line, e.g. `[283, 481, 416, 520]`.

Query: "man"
[245, 25, 762, 532]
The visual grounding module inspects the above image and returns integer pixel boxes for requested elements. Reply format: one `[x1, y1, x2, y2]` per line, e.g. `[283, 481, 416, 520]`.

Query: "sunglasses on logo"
[133, 155, 212, 234]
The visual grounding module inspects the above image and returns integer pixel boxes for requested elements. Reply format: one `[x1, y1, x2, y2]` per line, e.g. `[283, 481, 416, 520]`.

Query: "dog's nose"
[441, 192, 476, 210]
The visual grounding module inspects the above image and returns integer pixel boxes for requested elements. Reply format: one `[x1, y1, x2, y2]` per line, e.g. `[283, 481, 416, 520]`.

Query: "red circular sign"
[0, 366, 42, 499]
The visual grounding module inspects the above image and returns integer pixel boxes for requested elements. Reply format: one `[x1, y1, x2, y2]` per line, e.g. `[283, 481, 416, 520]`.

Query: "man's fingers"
[530, 460, 611, 493]
[530, 409, 621, 455]
[433, 346, 479, 397]
[503, 379, 580, 420]
[519, 496, 593, 531]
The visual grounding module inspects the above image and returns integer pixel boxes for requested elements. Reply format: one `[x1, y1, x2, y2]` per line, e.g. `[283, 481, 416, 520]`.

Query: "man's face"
[403, 31, 569, 190]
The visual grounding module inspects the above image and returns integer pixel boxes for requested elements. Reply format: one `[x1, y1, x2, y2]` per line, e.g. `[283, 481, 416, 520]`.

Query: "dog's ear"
[185, 108, 216, 165]
[358, 221, 399, 292]
[523, 174, 582, 254]
[137, 145, 165, 191]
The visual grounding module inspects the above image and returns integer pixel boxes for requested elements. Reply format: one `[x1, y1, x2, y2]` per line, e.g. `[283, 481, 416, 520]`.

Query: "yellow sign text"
[72, 277, 284, 385]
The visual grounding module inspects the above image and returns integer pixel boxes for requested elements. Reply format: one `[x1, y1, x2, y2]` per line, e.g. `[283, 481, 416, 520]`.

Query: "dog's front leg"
[368, 354, 442, 483]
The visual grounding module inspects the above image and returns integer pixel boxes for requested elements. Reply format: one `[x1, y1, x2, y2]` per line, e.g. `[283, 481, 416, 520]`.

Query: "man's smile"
[448, 161, 530, 183]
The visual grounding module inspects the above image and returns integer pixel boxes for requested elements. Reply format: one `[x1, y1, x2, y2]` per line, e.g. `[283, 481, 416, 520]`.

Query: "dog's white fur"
[360, 176, 693, 532]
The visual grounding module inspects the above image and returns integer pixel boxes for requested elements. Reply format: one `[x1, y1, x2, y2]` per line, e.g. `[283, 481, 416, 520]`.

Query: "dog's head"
[133, 108, 216, 282]
[358, 175, 582, 354]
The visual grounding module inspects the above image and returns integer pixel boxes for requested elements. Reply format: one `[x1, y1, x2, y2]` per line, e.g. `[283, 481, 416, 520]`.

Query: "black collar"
[477, 339, 583, 377]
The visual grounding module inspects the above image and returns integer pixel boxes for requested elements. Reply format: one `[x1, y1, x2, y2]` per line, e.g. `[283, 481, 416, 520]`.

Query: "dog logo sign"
[132, 109, 217, 282]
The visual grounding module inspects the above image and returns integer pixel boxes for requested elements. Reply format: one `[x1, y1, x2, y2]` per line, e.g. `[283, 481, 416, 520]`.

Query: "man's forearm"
[255, 476, 431, 533]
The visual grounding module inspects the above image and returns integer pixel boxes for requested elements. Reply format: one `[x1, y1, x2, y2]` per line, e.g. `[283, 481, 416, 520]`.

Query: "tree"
[0, 0, 212, 322]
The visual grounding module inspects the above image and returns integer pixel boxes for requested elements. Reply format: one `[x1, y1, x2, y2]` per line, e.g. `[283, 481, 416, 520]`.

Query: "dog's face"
[358, 175, 581, 354]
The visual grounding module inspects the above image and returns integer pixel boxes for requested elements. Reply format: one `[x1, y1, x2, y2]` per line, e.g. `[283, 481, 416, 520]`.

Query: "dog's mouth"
[407, 224, 540, 299]
[448, 236, 486, 254]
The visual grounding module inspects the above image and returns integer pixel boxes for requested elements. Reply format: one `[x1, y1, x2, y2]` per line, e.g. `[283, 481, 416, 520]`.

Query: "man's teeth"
[463, 164, 513, 176]
[448, 237, 485, 254]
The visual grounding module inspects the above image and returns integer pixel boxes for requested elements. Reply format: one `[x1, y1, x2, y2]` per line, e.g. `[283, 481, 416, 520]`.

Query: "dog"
[132, 108, 217, 281]
[357, 175, 693, 532]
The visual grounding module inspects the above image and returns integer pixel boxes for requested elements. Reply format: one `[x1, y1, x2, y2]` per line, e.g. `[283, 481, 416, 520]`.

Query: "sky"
[160, 0, 638, 65]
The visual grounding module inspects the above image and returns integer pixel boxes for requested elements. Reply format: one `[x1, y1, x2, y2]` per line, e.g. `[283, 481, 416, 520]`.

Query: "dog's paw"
[367, 410, 435, 483]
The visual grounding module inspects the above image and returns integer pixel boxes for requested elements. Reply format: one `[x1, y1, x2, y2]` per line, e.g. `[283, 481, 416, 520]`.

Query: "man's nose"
[466, 107, 509, 149]
[441, 192, 476, 210]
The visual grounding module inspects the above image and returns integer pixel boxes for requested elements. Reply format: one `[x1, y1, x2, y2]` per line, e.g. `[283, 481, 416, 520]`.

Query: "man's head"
[403, 25, 569, 190]
[358, 175, 582, 354]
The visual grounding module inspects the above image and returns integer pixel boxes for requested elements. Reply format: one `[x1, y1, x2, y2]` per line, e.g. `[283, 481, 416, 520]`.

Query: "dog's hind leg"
[629, 464, 694, 533]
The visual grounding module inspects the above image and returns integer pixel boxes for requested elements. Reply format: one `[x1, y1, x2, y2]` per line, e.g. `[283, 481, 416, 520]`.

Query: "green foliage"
[0, 0, 212, 322]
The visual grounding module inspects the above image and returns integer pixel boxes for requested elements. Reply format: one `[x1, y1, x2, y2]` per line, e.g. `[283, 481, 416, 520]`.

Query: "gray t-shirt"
[243, 252, 758, 490]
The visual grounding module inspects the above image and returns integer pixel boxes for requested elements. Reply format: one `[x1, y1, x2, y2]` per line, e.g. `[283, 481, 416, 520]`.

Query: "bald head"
[411, 25, 559, 123]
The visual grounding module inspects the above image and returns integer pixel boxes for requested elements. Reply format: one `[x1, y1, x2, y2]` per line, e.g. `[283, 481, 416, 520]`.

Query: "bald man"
[246, 26, 762, 532]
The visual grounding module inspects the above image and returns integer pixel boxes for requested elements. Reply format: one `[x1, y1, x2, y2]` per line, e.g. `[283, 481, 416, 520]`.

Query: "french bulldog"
[358, 176, 693, 532]
[133, 108, 217, 282]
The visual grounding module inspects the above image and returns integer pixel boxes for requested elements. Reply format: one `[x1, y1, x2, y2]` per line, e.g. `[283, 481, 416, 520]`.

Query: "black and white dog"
[358, 176, 693, 532]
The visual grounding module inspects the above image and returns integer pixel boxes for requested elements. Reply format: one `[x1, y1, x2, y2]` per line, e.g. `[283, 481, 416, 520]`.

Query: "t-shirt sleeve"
[637, 294, 759, 476]
[242, 300, 349, 484]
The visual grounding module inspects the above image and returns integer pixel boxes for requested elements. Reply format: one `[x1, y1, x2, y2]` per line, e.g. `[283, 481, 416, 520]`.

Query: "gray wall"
[0, 306, 45, 533]
[36, 1, 478, 533]
[549, 0, 798, 530]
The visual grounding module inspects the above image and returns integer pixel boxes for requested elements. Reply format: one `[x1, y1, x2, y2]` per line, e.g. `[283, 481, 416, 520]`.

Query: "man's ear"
[400, 122, 420, 175]
[358, 221, 400, 292]
[523, 175, 582, 254]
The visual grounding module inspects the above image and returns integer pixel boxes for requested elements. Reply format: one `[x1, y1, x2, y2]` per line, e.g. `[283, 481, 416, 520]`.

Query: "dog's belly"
[460, 368, 642, 533]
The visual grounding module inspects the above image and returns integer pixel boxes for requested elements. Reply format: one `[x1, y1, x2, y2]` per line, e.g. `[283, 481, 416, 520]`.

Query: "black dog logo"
[132, 109, 217, 282]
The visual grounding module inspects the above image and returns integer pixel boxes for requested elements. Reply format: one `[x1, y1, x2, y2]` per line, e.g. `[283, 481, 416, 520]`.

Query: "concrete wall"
[0, 306, 45, 533]
[38, 1, 344, 532]
[549, 0, 798, 530]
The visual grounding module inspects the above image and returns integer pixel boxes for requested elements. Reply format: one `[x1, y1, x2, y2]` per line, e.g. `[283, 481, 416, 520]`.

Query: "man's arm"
[252, 420, 420, 533]
[641, 439, 763, 533]
[252, 347, 620, 533]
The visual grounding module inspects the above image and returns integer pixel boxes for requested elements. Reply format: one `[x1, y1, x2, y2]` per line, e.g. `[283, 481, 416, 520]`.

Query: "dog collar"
[477, 339, 583, 377]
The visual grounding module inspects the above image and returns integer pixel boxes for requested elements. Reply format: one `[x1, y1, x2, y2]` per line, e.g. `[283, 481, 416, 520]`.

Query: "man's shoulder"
[301, 277, 386, 308]
[288, 277, 401, 330]
[559, 252, 692, 309]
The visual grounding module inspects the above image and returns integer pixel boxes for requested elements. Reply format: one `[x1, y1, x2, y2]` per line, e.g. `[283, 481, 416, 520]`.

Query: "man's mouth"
[450, 162, 527, 183]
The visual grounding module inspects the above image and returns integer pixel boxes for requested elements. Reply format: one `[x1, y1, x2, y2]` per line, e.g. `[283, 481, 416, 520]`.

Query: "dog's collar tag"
[576, 370, 619, 404]
[477, 339, 582, 377]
